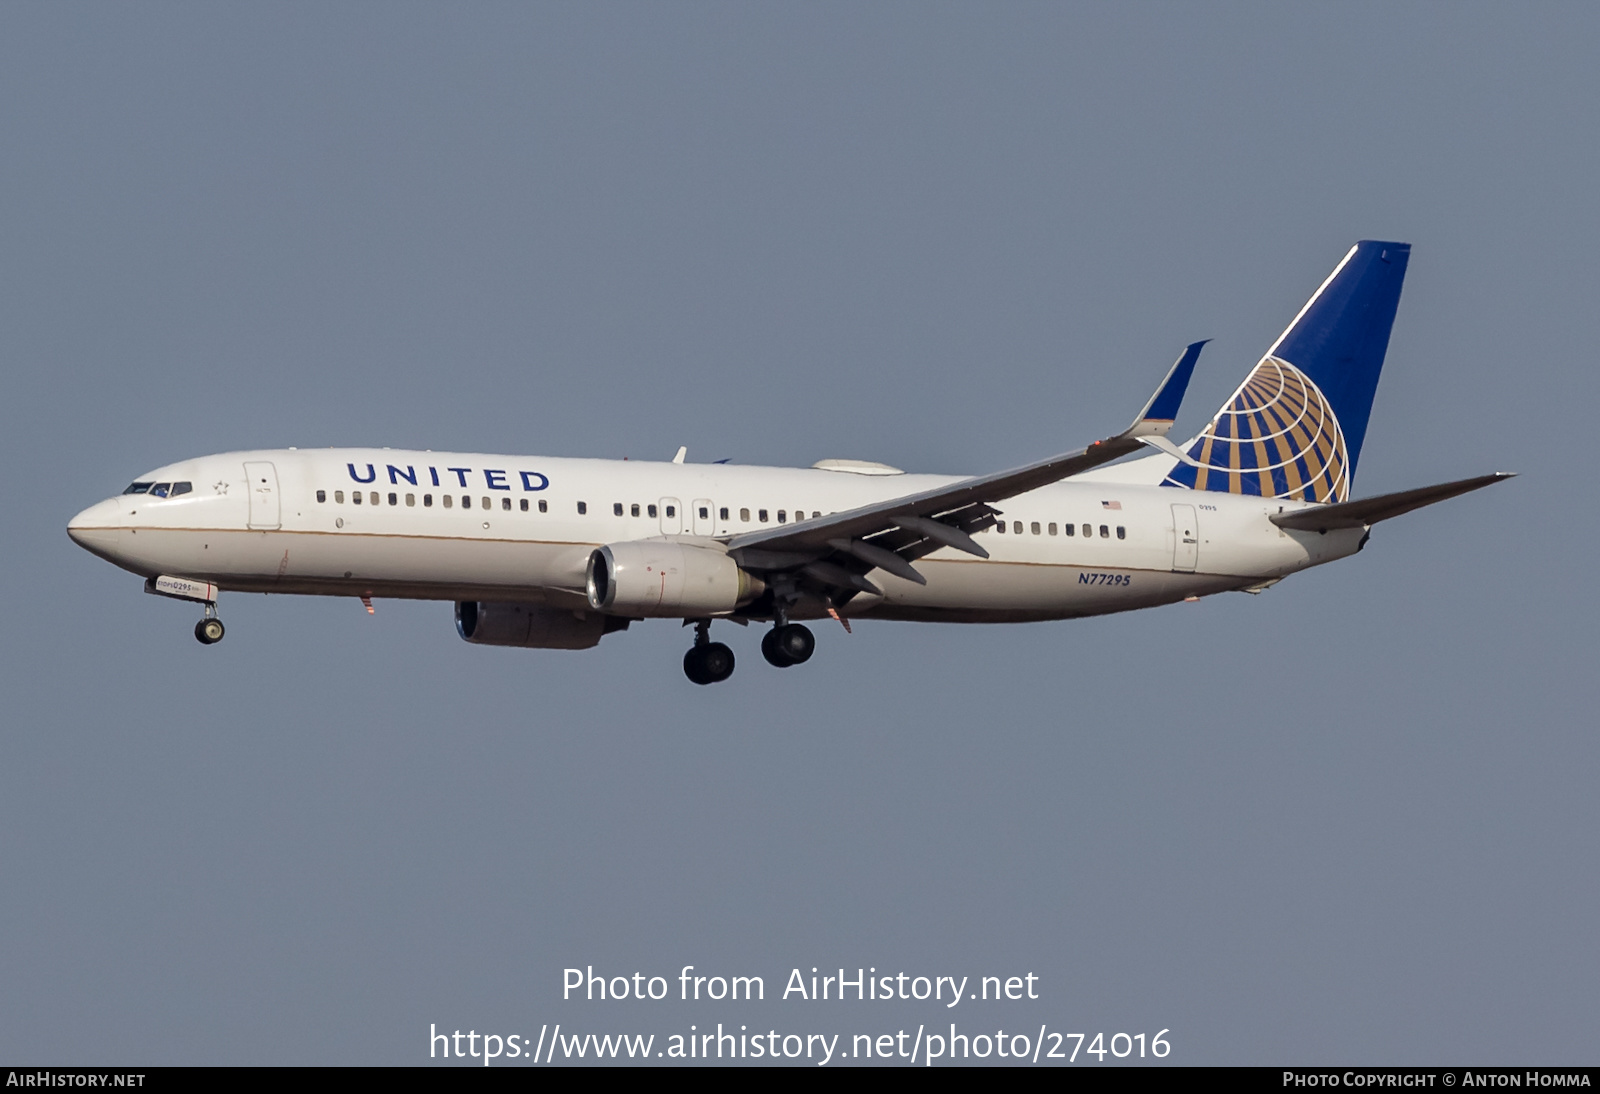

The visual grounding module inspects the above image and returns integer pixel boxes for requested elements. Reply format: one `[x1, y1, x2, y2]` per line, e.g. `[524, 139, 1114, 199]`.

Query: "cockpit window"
[170, 481, 192, 496]
[124, 482, 152, 495]
[149, 483, 172, 498]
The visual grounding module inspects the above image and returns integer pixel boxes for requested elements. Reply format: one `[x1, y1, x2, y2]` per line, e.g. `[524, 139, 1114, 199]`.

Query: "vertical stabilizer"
[1163, 241, 1410, 502]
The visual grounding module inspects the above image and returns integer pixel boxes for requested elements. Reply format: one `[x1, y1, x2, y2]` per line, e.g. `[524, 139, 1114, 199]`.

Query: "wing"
[726, 343, 1207, 603]
[1268, 472, 1515, 532]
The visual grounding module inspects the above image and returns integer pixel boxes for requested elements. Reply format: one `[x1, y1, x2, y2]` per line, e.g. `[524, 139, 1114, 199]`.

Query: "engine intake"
[455, 600, 626, 649]
[587, 540, 762, 617]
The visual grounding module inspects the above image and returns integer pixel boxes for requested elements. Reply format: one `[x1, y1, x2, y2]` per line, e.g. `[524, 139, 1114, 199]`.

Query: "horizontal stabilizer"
[1269, 472, 1515, 532]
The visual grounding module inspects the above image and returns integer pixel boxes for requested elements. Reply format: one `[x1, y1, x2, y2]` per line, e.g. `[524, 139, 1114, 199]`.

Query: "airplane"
[68, 240, 1512, 684]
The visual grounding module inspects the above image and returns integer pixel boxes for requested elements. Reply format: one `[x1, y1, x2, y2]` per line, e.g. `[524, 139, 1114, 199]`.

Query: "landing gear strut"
[194, 602, 225, 645]
[761, 623, 814, 668]
[683, 619, 735, 685]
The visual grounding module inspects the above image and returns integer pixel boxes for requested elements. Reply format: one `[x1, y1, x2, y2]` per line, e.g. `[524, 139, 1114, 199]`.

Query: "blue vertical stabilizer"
[1163, 241, 1410, 502]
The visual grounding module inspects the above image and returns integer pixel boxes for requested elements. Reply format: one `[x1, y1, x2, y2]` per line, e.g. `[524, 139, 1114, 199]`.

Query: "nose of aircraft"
[67, 497, 125, 559]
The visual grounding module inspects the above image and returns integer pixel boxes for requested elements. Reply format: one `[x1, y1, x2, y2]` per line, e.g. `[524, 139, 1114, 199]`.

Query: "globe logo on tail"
[1162, 357, 1350, 503]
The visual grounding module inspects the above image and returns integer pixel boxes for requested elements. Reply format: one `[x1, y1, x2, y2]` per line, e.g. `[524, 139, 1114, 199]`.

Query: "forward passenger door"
[244, 461, 281, 530]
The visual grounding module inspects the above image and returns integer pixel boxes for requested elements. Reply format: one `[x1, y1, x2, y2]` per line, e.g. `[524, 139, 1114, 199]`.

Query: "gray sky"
[2, 2, 1595, 1065]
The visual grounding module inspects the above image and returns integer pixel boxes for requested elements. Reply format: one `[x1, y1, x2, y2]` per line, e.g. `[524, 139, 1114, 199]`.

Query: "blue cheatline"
[1163, 240, 1410, 503]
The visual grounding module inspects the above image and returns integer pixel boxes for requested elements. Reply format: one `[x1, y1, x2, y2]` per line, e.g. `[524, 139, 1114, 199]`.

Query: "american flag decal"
[1101, 500, 1122, 510]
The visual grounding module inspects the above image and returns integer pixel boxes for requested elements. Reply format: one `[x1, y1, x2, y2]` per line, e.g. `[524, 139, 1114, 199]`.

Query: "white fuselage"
[68, 448, 1365, 624]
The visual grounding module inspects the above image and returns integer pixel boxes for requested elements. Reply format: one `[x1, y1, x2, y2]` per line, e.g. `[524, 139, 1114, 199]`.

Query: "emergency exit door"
[691, 498, 716, 536]
[659, 497, 683, 535]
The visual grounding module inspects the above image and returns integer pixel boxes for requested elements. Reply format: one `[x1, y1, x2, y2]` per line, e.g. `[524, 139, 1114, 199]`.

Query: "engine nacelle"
[586, 540, 762, 617]
[455, 600, 625, 649]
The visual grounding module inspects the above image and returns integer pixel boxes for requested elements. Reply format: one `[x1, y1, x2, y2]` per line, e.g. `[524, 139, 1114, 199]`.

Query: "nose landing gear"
[761, 622, 815, 668]
[194, 602, 225, 645]
[683, 619, 735, 685]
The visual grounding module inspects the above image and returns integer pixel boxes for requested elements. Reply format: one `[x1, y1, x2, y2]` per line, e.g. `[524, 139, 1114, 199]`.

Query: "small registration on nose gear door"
[1170, 503, 1198, 572]
[245, 461, 281, 530]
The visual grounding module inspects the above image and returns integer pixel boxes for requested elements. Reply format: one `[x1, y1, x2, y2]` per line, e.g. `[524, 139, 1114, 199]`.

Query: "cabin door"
[1170, 503, 1198, 572]
[244, 461, 281, 530]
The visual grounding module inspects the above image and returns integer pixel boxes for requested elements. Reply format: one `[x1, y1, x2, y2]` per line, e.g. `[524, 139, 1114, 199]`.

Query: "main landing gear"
[680, 616, 818, 685]
[761, 622, 814, 668]
[194, 602, 225, 645]
[683, 619, 735, 685]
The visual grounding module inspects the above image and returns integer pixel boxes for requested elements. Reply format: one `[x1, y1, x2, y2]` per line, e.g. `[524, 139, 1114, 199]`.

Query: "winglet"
[1126, 340, 1207, 437]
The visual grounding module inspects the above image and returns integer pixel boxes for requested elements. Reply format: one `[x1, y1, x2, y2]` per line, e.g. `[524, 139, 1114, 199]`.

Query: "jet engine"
[455, 600, 626, 649]
[587, 540, 763, 617]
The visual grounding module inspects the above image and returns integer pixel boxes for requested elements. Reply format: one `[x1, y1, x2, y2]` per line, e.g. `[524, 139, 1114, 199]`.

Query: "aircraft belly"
[116, 528, 593, 599]
[863, 558, 1245, 619]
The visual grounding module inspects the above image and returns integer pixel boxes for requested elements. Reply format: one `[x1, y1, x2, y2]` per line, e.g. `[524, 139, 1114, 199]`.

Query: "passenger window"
[171, 482, 192, 496]
[388, 492, 398, 506]
[481, 497, 490, 510]
[1031, 522, 1041, 535]
[812, 511, 821, 519]
[461, 495, 471, 508]
[613, 503, 624, 516]
[406, 494, 415, 507]
[538, 499, 548, 513]
[698, 506, 708, 519]
[1063, 522, 1073, 536]
[1048, 522, 1057, 536]
[520, 498, 528, 511]
[353, 492, 363, 505]
[335, 490, 345, 504]
[150, 483, 171, 498]
[317, 490, 327, 503]
[666, 505, 676, 518]
[501, 497, 511, 511]
[1116, 525, 1126, 539]
[123, 482, 152, 495]
[720, 507, 729, 520]
[740, 508, 750, 521]
[631, 503, 641, 517]
[370, 492, 379, 506]
[648, 504, 658, 518]
[424, 494, 433, 507]
[1099, 525, 1109, 538]
[442, 495, 452, 508]
[777, 510, 787, 523]
[1013, 521, 1022, 534]
[1082, 524, 1092, 537]
[759, 509, 769, 522]
[577, 501, 587, 515]
[996, 521, 1006, 534]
